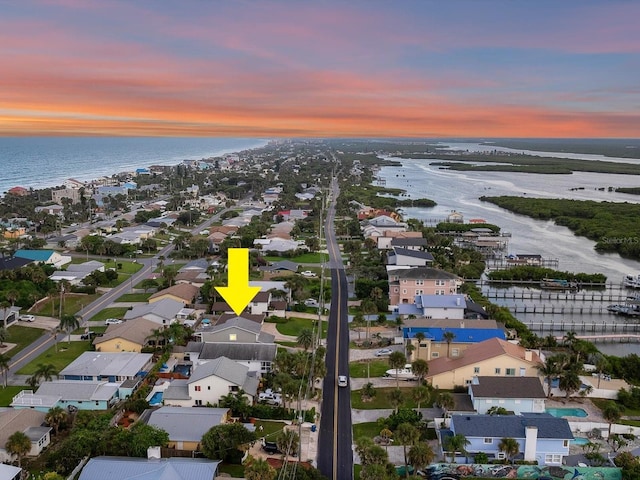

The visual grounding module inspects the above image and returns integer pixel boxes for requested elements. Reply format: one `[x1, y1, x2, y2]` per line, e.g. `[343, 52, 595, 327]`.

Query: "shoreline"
[0, 137, 269, 195]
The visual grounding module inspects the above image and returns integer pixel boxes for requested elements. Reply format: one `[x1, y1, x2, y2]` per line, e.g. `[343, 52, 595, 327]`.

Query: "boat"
[540, 278, 578, 290]
[623, 274, 640, 289]
[385, 364, 418, 381]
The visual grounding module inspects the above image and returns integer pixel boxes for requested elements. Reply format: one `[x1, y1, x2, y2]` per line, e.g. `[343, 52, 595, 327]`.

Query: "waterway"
[377, 144, 640, 356]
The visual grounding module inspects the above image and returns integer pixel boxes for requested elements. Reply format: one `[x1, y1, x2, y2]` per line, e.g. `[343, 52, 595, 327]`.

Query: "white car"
[19, 314, 35, 322]
[304, 298, 319, 307]
[376, 348, 393, 357]
[300, 270, 317, 278]
[337, 375, 348, 388]
[105, 318, 123, 325]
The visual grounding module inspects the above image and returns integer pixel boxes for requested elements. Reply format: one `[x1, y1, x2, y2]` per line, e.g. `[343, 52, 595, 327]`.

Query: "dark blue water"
[0, 137, 268, 194]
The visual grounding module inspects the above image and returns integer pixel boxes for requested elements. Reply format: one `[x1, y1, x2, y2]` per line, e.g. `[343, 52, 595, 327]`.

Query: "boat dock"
[529, 320, 640, 337]
[552, 334, 640, 344]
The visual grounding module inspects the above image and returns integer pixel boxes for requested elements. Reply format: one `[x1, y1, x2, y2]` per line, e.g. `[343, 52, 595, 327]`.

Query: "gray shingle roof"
[390, 238, 428, 247]
[192, 342, 277, 362]
[396, 267, 460, 280]
[391, 247, 434, 260]
[147, 407, 228, 442]
[451, 413, 573, 440]
[163, 379, 191, 400]
[189, 357, 250, 387]
[124, 298, 184, 321]
[36, 380, 119, 401]
[78, 456, 221, 480]
[470, 376, 546, 399]
[60, 352, 152, 378]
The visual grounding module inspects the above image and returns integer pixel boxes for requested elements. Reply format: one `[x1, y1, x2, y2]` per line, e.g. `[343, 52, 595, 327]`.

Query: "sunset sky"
[1, 0, 639, 138]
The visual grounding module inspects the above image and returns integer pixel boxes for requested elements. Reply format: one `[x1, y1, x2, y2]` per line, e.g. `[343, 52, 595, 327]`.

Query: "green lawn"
[254, 420, 287, 439]
[218, 464, 244, 477]
[103, 260, 144, 274]
[17, 341, 92, 375]
[87, 307, 129, 323]
[4, 325, 46, 356]
[349, 360, 390, 378]
[353, 422, 384, 441]
[0, 386, 29, 407]
[275, 341, 299, 348]
[276, 317, 328, 339]
[265, 252, 329, 264]
[115, 293, 152, 302]
[33, 293, 101, 317]
[351, 386, 419, 410]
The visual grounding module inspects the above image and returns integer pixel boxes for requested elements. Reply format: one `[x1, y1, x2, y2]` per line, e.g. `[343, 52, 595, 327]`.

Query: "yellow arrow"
[215, 248, 261, 315]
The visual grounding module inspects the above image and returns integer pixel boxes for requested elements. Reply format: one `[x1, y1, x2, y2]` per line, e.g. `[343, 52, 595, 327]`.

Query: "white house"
[468, 376, 546, 415]
[0, 409, 51, 463]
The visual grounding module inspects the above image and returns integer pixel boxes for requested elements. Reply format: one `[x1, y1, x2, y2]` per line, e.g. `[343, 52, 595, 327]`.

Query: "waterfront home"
[59, 352, 153, 383]
[376, 230, 424, 250]
[388, 267, 461, 306]
[14, 249, 71, 268]
[426, 338, 541, 390]
[468, 376, 546, 414]
[93, 318, 159, 353]
[404, 323, 506, 361]
[400, 294, 468, 320]
[0, 409, 51, 463]
[79, 457, 221, 480]
[186, 341, 277, 374]
[163, 356, 258, 407]
[11, 380, 119, 411]
[446, 413, 572, 465]
[145, 407, 229, 451]
[387, 247, 434, 267]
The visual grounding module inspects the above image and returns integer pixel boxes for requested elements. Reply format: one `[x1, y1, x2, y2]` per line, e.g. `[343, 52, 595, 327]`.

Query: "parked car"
[338, 375, 348, 387]
[105, 318, 123, 325]
[300, 270, 317, 277]
[80, 331, 96, 340]
[258, 389, 282, 406]
[262, 441, 281, 455]
[304, 298, 319, 307]
[18, 314, 35, 322]
[375, 348, 393, 357]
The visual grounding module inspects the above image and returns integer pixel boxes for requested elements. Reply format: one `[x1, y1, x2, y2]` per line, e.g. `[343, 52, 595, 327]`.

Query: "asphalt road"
[318, 176, 354, 480]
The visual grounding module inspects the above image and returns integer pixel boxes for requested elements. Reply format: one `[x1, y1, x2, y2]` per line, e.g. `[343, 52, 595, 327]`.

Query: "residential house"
[11, 380, 120, 411]
[468, 376, 546, 414]
[0, 464, 21, 480]
[404, 323, 506, 361]
[447, 211, 464, 223]
[376, 231, 424, 250]
[51, 187, 84, 204]
[426, 338, 541, 390]
[123, 298, 184, 326]
[0, 409, 51, 463]
[35, 204, 64, 216]
[250, 291, 272, 315]
[14, 249, 71, 268]
[145, 407, 229, 451]
[163, 356, 259, 407]
[277, 209, 309, 222]
[387, 247, 434, 267]
[390, 237, 428, 251]
[59, 352, 153, 383]
[447, 413, 573, 465]
[399, 294, 468, 319]
[186, 341, 277, 374]
[78, 457, 221, 480]
[388, 267, 461, 306]
[259, 259, 299, 275]
[0, 257, 32, 272]
[149, 284, 199, 305]
[196, 317, 274, 344]
[254, 237, 304, 254]
[93, 318, 159, 353]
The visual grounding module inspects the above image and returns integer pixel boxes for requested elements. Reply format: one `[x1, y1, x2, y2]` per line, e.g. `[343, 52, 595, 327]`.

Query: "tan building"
[426, 337, 541, 390]
[51, 187, 84, 204]
[93, 318, 159, 352]
[149, 283, 200, 305]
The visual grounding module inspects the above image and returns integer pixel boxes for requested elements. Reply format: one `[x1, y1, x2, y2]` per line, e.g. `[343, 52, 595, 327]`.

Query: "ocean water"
[0, 137, 268, 194]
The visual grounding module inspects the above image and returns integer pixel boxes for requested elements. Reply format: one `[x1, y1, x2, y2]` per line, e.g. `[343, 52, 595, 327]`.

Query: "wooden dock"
[528, 320, 640, 336]
[553, 333, 640, 344]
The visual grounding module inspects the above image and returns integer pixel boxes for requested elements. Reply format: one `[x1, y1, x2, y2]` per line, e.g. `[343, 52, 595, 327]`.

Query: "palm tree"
[0, 353, 10, 387]
[351, 313, 365, 341]
[360, 382, 377, 403]
[388, 351, 407, 389]
[498, 437, 520, 464]
[45, 406, 68, 436]
[444, 433, 469, 464]
[379, 428, 393, 451]
[244, 457, 276, 480]
[414, 332, 426, 361]
[559, 367, 582, 400]
[296, 328, 314, 351]
[34, 363, 58, 383]
[443, 331, 456, 358]
[59, 314, 80, 344]
[411, 359, 429, 385]
[437, 391, 455, 417]
[412, 385, 431, 411]
[276, 428, 299, 459]
[594, 354, 610, 390]
[388, 388, 404, 414]
[0, 326, 7, 348]
[408, 442, 435, 475]
[395, 423, 420, 478]
[536, 353, 567, 398]
[5, 430, 31, 467]
[603, 402, 622, 437]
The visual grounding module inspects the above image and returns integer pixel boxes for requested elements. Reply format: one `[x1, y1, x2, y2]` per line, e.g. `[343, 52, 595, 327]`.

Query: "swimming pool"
[546, 407, 588, 418]
[572, 437, 590, 445]
[149, 391, 163, 406]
